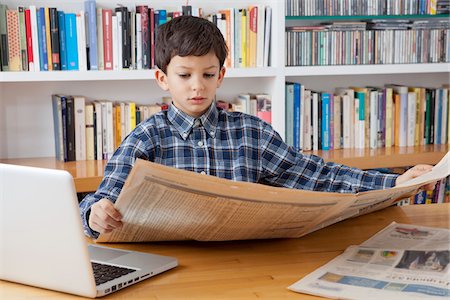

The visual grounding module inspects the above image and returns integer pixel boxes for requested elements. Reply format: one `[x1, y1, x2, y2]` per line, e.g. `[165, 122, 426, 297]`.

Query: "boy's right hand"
[88, 198, 123, 235]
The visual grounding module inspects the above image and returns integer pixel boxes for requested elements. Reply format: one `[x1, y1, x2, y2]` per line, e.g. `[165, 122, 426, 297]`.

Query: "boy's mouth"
[190, 97, 206, 103]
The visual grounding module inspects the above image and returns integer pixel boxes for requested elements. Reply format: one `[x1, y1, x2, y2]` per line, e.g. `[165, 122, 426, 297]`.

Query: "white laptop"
[0, 163, 178, 298]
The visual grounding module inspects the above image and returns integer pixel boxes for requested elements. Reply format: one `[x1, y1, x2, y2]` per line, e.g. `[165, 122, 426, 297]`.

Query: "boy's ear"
[216, 67, 226, 88]
[155, 69, 169, 91]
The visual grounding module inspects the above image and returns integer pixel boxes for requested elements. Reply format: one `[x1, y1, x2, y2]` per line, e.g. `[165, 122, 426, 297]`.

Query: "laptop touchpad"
[88, 245, 129, 262]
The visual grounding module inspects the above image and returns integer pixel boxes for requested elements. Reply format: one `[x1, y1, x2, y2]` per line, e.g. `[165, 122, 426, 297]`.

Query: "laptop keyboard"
[91, 262, 137, 286]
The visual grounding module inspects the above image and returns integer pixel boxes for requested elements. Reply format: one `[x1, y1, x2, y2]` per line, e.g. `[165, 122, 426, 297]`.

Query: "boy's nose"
[192, 77, 205, 91]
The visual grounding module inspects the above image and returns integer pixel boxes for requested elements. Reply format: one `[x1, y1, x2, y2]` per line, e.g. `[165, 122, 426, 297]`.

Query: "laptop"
[0, 163, 178, 298]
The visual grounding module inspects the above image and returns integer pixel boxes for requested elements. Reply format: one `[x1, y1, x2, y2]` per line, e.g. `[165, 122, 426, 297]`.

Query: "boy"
[80, 16, 433, 238]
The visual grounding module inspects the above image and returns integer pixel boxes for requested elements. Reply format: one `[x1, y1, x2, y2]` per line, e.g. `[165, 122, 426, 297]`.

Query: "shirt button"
[194, 119, 201, 127]
[200, 171, 206, 175]
[182, 133, 188, 138]
[197, 141, 203, 147]
[209, 130, 215, 136]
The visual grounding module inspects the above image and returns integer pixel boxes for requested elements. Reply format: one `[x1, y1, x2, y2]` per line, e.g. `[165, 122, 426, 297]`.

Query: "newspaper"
[96, 151, 450, 242]
[288, 222, 450, 299]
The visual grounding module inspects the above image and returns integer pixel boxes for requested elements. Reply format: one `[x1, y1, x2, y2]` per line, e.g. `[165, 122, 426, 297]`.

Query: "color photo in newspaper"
[288, 223, 450, 299]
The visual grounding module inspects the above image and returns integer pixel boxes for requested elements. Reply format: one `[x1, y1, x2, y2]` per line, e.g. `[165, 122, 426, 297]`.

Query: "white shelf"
[285, 63, 450, 77]
[0, 67, 279, 82]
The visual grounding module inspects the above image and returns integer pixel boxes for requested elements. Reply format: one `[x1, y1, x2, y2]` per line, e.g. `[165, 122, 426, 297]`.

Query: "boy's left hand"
[395, 164, 436, 191]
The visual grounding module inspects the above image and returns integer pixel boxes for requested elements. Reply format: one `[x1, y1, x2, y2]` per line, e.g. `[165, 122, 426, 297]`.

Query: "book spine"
[29, 5, 40, 72]
[85, 0, 98, 70]
[96, 7, 104, 70]
[57, 11, 67, 70]
[44, 7, 53, 70]
[24, 8, 33, 71]
[149, 8, 155, 68]
[6, 9, 21, 71]
[102, 9, 113, 70]
[18, 7, 28, 71]
[65, 13, 78, 70]
[49, 7, 60, 70]
[0, 4, 9, 71]
[37, 8, 48, 71]
[293, 83, 301, 149]
[65, 96, 76, 161]
[51, 95, 64, 161]
[321, 92, 330, 150]
[85, 103, 95, 160]
[74, 96, 86, 161]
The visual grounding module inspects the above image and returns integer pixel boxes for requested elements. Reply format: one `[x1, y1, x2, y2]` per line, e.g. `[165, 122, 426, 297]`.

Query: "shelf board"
[285, 63, 450, 76]
[306, 145, 449, 169]
[1, 145, 447, 193]
[0, 67, 278, 82]
[0, 158, 106, 193]
[286, 14, 450, 21]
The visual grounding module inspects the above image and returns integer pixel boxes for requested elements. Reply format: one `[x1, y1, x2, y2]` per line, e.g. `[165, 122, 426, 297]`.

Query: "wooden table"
[1, 203, 449, 299]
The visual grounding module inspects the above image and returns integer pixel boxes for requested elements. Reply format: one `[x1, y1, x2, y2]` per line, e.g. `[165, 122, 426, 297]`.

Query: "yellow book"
[240, 9, 247, 67]
[429, 0, 437, 14]
[85, 103, 95, 161]
[409, 87, 422, 146]
[114, 105, 122, 148]
[44, 7, 53, 71]
[248, 6, 257, 68]
[394, 94, 400, 146]
[129, 102, 136, 131]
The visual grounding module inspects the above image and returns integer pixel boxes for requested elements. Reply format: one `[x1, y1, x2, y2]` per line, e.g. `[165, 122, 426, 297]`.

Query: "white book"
[256, 5, 265, 67]
[29, 5, 40, 72]
[94, 101, 103, 160]
[74, 96, 86, 161]
[354, 97, 361, 149]
[85, 103, 95, 160]
[341, 94, 352, 148]
[303, 89, 312, 151]
[76, 11, 87, 71]
[116, 11, 123, 70]
[369, 90, 378, 149]
[385, 87, 393, 147]
[112, 15, 119, 70]
[229, 8, 235, 68]
[136, 13, 142, 70]
[96, 7, 104, 70]
[130, 11, 136, 69]
[263, 6, 271, 67]
[441, 88, 448, 144]
[333, 95, 341, 149]
[407, 92, 416, 147]
[101, 101, 114, 160]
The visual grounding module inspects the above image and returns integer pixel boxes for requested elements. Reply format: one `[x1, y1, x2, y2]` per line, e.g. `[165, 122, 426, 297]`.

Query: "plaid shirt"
[80, 103, 398, 237]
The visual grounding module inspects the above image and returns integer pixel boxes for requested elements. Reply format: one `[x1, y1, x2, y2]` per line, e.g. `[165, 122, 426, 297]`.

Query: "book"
[24, 8, 34, 71]
[37, 7, 48, 71]
[64, 13, 78, 70]
[6, 9, 21, 71]
[49, 7, 61, 70]
[96, 7, 104, 70]
[85, 0, 98, 70]
[0, 4, 9, 71]
[85, 103, 95, 160]
[74, 96, 86, 161]
[29, 5, 40, 72]
[51, 94, 65, 161]
[102, 9, 113, 70]
[44, 7, 53, 71]
[18, 7, 28, 71]
[58, 11, 67, 70]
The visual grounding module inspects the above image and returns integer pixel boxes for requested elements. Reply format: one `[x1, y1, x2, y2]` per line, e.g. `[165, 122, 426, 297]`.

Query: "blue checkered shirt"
[80, 103, 398, 237]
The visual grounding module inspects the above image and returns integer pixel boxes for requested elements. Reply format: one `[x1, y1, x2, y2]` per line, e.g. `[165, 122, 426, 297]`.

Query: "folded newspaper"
[288, 222, 450, 299]
[97, 151, 450, 242]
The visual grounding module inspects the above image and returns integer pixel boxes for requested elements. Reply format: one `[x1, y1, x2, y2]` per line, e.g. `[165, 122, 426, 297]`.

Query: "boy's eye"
[204, 73, 216, 78]
[178, 73, 190, 78]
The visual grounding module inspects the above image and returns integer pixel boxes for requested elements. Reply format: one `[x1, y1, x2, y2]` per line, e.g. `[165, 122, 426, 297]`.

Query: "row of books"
[286, 0, 448, 16]
[286, 23, 450, 66]
[51, 94, 271, 162]
[412, 176, 450, 204]
[285, 82, 450, 151]
[0, 1, 272, 72]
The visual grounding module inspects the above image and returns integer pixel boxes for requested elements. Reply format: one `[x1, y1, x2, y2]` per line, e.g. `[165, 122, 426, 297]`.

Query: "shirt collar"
[167, 102, 219, 140]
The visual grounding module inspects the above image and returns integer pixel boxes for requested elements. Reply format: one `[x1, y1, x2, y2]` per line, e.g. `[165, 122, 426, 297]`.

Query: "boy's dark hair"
[155, 16, 228, 73]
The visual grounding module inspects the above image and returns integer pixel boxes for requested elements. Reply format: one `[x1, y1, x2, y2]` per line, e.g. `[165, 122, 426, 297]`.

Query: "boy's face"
[155, 52, 226, 118]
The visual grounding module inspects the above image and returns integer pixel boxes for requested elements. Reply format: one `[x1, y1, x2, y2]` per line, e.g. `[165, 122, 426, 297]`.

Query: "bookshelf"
[1, 0, 449, 192]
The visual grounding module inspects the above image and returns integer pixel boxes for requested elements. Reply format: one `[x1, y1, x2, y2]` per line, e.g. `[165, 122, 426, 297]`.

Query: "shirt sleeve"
[259, 124, 398, 193]
[79, 127, 153, 238]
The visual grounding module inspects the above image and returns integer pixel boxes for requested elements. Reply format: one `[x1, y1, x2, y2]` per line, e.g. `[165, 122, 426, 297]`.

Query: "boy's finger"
[99, 199, 122, 221]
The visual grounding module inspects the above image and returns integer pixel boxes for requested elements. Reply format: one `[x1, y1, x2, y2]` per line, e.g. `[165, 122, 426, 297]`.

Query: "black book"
[49, 7, 61, 70]
[115, 6, 130, 69]
[65, 96, 76, 161]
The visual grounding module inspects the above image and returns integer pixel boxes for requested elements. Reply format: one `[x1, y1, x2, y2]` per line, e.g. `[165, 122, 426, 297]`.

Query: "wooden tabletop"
[1, 203, 449, 299]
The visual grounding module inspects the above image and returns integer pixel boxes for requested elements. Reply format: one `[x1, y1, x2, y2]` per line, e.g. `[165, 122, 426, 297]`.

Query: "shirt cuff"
[82, 208, 100, 239]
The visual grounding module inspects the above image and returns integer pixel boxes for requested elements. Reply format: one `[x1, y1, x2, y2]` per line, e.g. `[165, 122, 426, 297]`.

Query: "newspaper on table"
[288, 222, 450, 299]
[96, 151, 450, 242]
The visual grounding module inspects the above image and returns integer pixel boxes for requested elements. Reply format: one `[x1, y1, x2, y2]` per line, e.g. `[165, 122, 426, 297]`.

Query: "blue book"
[37, 8, 48, 71]
[65, 13, 78, 70]
[293, 83, 301, 149]
[321, 93, 330, 150]
[85, 0, 98, 70]
[157, 9, 167, 25]
[58, 11, 68, 70]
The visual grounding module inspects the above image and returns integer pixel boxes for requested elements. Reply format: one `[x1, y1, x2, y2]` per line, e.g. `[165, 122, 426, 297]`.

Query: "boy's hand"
[395, 164, 436, 191]
[89, 198, 123, 235]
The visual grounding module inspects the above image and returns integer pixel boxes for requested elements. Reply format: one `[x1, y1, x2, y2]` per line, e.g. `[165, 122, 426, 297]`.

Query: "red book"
[102, 9, 113, 70]
[149, 8, 155, 69]
[136, 6, 149, 69]
[24, 9, 33, 68]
